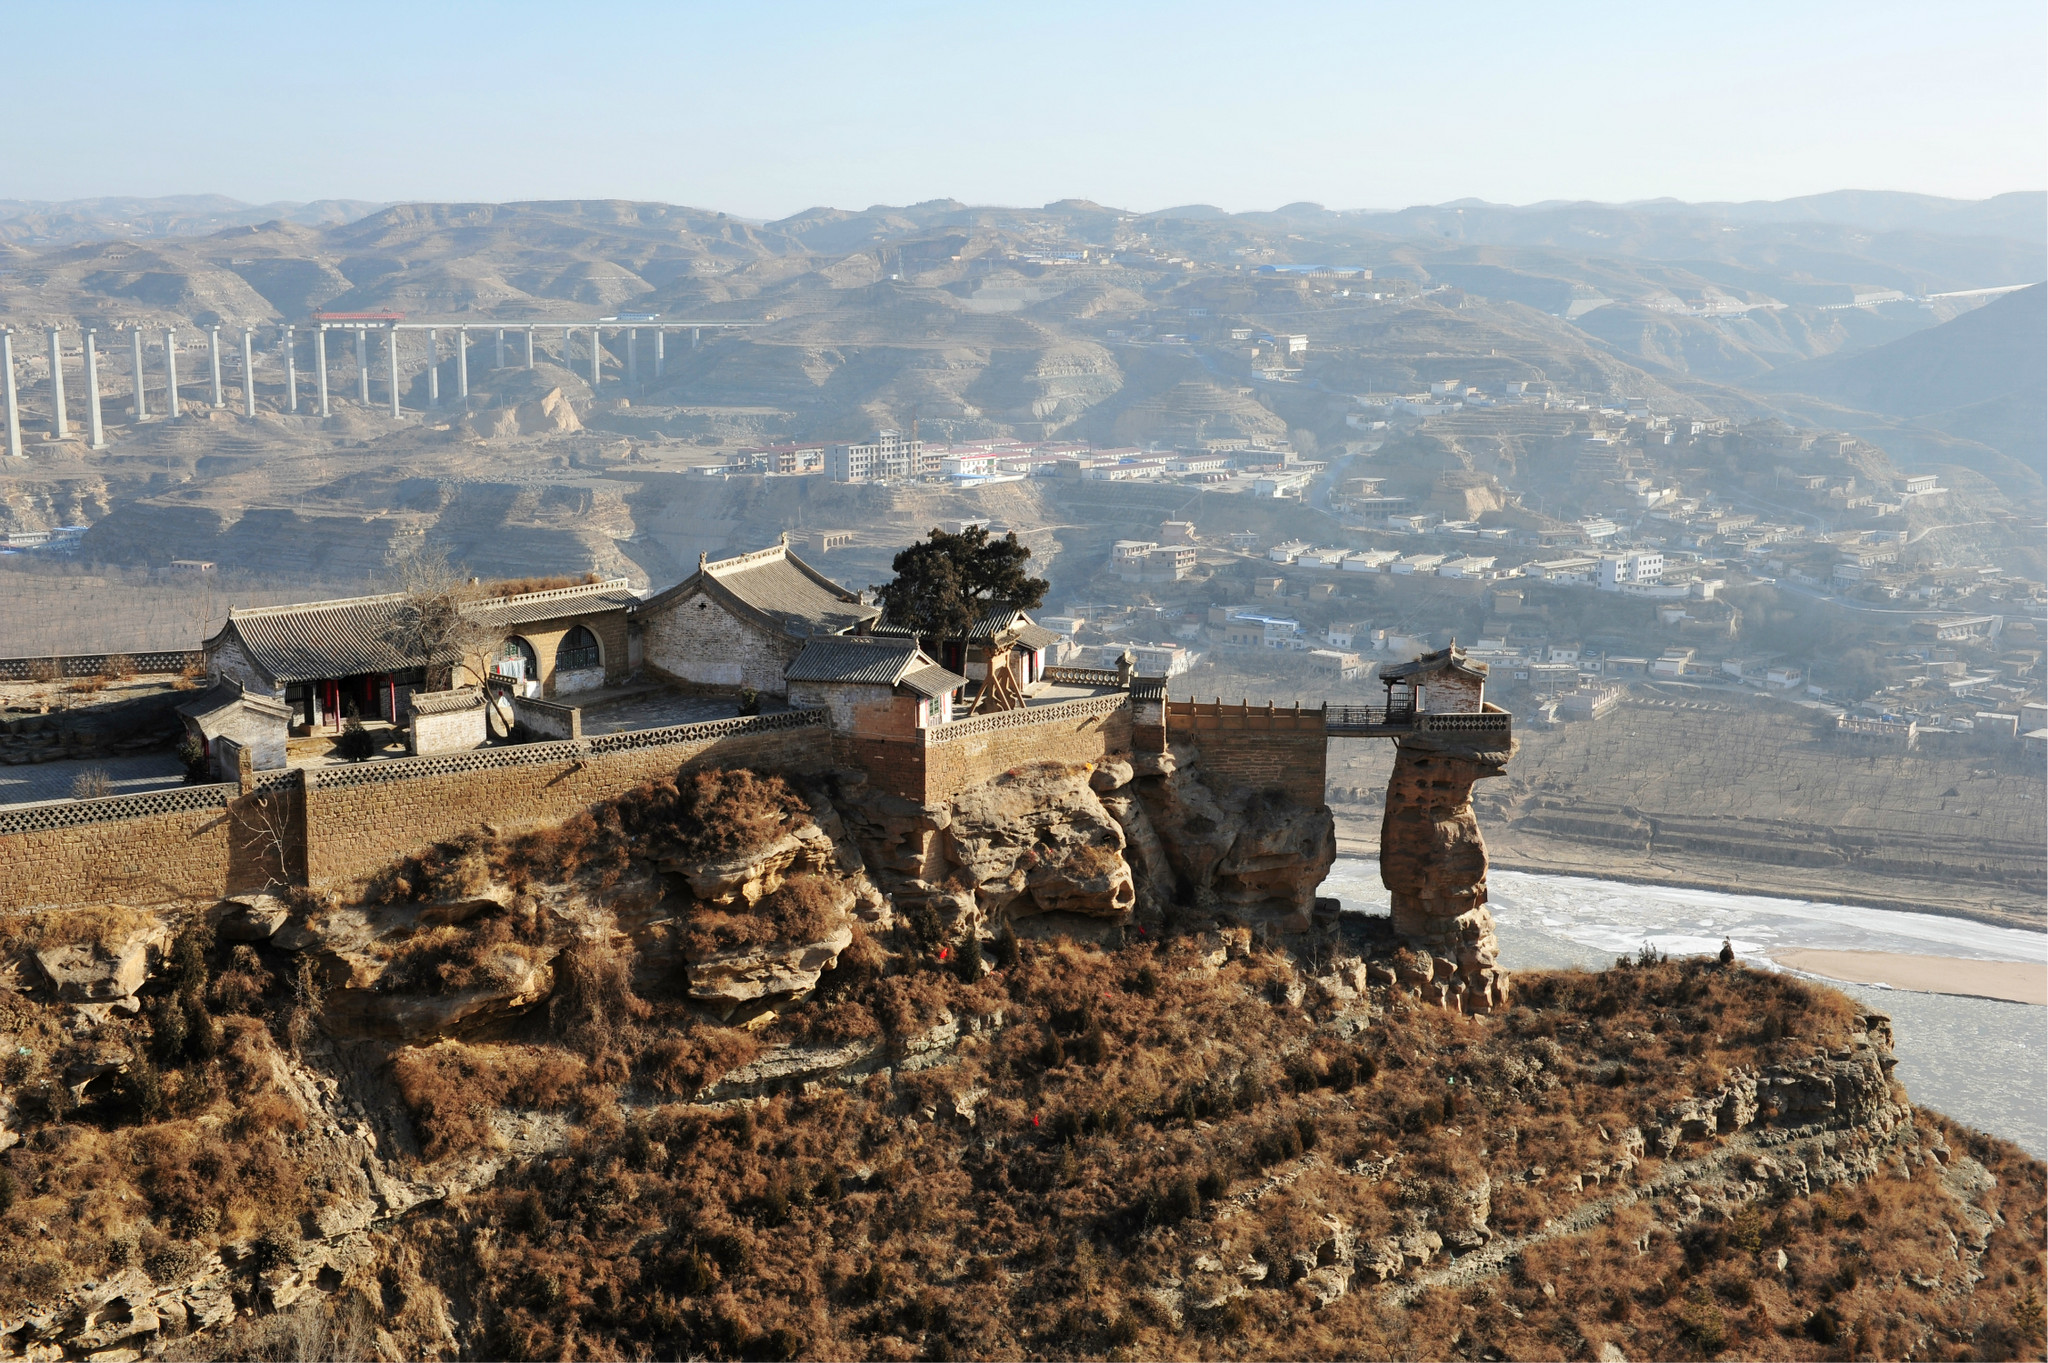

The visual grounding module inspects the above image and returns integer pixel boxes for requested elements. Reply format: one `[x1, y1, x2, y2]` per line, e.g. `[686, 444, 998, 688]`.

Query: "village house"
[874, 602, 1065, 690]
[632, 541, 880, 697]
[176, 679, 293, 778]
[783, 636, 967, 737]
[202, 578, 636, 731]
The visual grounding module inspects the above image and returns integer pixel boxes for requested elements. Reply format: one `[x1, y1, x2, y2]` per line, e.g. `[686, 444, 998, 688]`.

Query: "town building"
[1599, 551, 1664, 590]
[1307, 649, 1366, 680]
[827, 429, 928, 482]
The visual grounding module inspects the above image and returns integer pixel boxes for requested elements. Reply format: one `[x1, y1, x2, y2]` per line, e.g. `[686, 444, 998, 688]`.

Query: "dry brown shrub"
[549, 935, 651, 1061]
[378, 906, 545, 995]
[682, 873, 846, 959]
[100, 653, 135, 682]
[483, 571, 603, 599]
[389, 1042, 587, 1162]
[637, 1026, 763, 1099]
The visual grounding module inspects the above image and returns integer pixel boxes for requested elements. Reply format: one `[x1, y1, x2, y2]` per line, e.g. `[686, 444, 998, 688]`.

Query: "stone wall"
[637, 585, 800, 696]
[1165, 700, 1327, 804]
[302, 716, 833, 894]
[923, 700, 1131, 805]
[1, 714, 834, 911]
[0, 786, 238, 911]
[830, 697, 1132, 805]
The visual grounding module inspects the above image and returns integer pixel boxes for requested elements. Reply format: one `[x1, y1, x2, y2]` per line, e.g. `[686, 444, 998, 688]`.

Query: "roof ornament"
[698, 551, 708, 569]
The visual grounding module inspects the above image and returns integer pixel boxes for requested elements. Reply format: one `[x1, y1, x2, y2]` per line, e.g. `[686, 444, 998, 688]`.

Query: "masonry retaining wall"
[1, 711, 835, 910]
[0, 785, 238, 911]
[302, 710, 833, 893]
[1166, 699, 1328, 805]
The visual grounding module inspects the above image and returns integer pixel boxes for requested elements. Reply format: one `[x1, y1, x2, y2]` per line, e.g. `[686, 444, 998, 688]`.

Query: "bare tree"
[380, 543, 500, 690]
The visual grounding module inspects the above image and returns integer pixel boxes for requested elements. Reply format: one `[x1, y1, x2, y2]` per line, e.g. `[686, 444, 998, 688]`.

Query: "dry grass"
[388, 1042, 588, 1162]
[0, 903, 158, 952]
[483, 571, 603, 599]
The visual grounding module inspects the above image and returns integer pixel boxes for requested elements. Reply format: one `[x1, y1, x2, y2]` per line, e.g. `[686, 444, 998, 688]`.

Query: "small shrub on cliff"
[389, 1043, 586, 1161]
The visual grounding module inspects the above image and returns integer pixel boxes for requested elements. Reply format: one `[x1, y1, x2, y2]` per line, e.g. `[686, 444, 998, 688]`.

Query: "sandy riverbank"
[1770, 949, 2047, 1006]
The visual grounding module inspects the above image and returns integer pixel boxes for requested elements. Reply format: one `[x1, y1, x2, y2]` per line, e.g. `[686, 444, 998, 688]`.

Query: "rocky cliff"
[0, 759, 2041, 1362]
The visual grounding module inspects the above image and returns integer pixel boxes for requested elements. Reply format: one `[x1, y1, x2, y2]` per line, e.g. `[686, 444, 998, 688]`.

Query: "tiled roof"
[176, 680, 291, 731]
[470, 580, 637, 628]
[410, 687, 485, 715]
[213, 592, 420, 685]
[900, 662, 968, 698]
[874, 602, 1045, 645]
[1380, 643, 1488, 682]
[1011, 622, 1064, 651]
[206, 579, 634, 686]
[636, 544, 878, 638]
[785, 636, 919, 685]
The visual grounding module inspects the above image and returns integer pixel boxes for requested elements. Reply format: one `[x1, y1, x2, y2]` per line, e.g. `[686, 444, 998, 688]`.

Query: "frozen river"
[1321, 859, 2048, 1159]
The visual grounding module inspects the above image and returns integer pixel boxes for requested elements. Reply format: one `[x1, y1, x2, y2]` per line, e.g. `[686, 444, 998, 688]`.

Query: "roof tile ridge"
[705, 543, 789, 575]
[231, 590, 407, 619]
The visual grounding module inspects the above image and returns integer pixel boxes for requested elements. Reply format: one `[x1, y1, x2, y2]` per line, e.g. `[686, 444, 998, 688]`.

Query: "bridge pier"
[131, 328, 147, 420]
[355, 327, 369, 405]
[84, 331, 105, 449]
[387, 327, 400, 418]
[284, 326, 297, 412]
[2, 330, 20, 457]
[47, 328, 67, 438]
[164, 329, 181, 419]
[242, 328, 256, 417]
[425, 329, 438, 407]
[313, 326, 327, 418]
[210, 326, 225, 408]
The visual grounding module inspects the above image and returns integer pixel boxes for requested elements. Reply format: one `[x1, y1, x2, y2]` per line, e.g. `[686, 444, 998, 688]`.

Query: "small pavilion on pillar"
[1377, 642, 1488, 715]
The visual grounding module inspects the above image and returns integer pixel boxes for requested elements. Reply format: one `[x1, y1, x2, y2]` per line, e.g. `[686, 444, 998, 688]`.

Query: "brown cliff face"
[1379, 736, 1513, 1012]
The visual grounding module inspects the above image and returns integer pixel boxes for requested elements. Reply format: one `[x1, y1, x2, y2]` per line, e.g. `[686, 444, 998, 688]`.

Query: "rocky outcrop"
[1378, 734, 1514, 1011]
[834, 762, 1138, 942]
[1133, 752, 1336, 934]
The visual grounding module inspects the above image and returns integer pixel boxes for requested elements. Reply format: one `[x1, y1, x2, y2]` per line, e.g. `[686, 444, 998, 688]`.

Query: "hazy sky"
[10, 0, 2044, 216]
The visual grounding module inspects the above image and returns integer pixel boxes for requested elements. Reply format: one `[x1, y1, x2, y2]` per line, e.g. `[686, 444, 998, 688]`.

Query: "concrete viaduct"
[0, 317, 763, 456]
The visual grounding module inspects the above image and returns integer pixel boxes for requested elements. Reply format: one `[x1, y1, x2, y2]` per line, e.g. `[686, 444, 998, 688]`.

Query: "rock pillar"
[1379, 733, 1514, 1012]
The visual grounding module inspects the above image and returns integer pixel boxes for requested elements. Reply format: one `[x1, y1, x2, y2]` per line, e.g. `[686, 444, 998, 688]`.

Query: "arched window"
[498, 635, 539, 681]
[558, 625, 601, 672]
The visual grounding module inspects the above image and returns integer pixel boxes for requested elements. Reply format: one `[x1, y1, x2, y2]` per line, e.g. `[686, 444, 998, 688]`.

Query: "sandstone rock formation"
[835, 762, 1138, 942]
[1378, 733, 1515, 1011]
[1132, 749, 1336, 934]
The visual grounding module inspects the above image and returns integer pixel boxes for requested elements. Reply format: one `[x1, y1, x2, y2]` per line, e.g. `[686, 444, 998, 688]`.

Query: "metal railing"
[1325, 705, 1513, 736]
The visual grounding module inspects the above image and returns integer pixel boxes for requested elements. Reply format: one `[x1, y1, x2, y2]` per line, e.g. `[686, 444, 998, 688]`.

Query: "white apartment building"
[1598, 551, 1665, 590]
[827, 429, 927, 482]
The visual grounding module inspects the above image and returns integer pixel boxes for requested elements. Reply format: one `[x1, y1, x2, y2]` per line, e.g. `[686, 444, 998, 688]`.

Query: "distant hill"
[1765, 283, 2046, 418]
[0, 195, 389, 247]
[1761, 283, 2046, 492]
